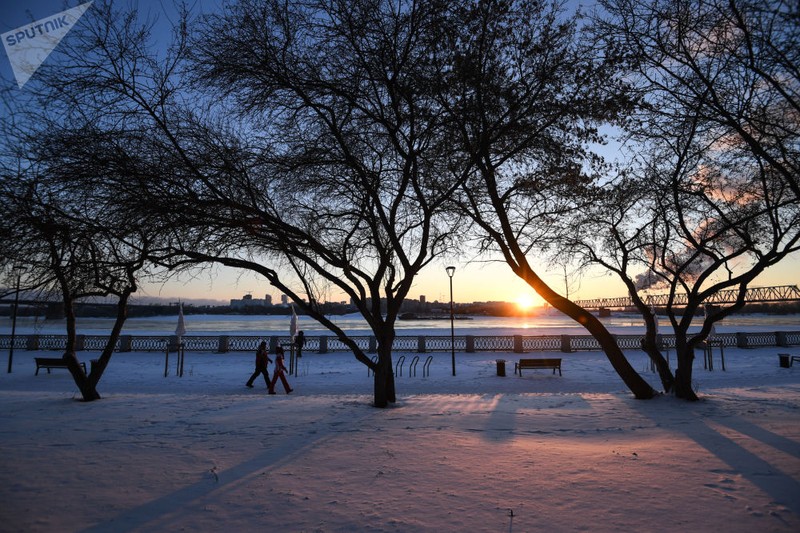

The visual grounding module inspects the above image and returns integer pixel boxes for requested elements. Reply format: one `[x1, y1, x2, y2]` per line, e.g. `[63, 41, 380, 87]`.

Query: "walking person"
[246, 340, 274, 393]
[295, 330, 305, 358]
[270, 345, 293, 394]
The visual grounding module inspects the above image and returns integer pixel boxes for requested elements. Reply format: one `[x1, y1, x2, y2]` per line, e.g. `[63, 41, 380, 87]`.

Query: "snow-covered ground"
[0, 346, 798, 532]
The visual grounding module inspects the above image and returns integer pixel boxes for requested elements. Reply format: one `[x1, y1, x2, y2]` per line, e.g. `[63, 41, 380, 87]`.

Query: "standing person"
[295, 330, 305, 358]
[270, 345, 293, 394]
[246, 341, 274, 393]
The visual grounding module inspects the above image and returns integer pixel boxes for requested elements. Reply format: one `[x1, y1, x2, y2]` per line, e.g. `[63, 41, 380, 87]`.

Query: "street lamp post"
[7, 269, 22, 374]
[446, 265, 456, 376]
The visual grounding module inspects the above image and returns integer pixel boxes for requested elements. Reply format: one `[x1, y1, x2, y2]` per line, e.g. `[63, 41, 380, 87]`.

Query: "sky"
[142, 256, 614, 306]
[1, 1, 798, 306]
[138, 253, 799, 307]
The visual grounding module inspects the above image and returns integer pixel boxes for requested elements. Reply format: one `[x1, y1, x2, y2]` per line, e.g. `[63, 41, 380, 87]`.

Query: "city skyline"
[139, 253, 800, 308]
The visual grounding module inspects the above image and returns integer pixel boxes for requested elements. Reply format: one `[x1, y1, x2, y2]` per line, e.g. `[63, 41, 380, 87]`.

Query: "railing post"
[466, 335, 475, 353]
[776, 331, 788, 347]
[269, 336, 279, 353]
[736, 332, 749, 348]
[168, 335, 181, 353]
[75, 334, 85, 352]
[26, 335, 39, 351]
[513, 335, 523, 353]
[119, 335, 132, 352]
[368, 336, 377, 353]
[218, 335, 229, 353]
[319, 336, 328, 354]
[560, 335, 572, 353]
[417, 336, 426, 353]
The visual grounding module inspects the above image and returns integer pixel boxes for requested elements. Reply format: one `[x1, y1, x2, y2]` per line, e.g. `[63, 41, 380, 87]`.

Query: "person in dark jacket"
[295, 330, 305, 358]
[246, 341, 274, 393]
[270, 345, 293, 394]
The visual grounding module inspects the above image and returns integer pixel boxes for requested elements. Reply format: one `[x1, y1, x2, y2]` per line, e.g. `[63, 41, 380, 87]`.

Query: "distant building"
[230, 293, 273, 309]
[420, 295, 426, 303]
[281, 294, 289, 305]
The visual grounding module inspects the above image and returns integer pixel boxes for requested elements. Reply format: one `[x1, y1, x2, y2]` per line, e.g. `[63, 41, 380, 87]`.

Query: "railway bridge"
[571, 285, 800, 310]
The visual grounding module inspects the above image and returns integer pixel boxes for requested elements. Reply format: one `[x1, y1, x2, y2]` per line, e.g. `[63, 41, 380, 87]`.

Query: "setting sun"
[515, 294, 536, 311]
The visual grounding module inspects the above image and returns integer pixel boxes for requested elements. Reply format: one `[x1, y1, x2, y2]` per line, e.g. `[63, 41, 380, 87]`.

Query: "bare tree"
[19, 0, 465, 407]
[0, 159, 151, 401]
[0, 15, 169, 400]
[177, 0, 466, 407]
[434, 0, 657, 398]
[567, 0, 800, 399]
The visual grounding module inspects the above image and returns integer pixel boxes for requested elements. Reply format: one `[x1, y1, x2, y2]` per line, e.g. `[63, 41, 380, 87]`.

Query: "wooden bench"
[515, 358, 562, 376]
[34, 357, 86, 375]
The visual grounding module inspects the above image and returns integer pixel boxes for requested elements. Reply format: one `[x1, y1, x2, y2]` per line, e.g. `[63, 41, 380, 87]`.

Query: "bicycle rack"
[395, 355, 406, 377]
[409, 355, 420, 376]
[422, 355, 433, 377]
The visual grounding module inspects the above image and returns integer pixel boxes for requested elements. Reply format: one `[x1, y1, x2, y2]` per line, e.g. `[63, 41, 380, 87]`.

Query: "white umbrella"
[704, 304, 717, 337]
[290, 305, 299, 375]
[651, 306, 659, 335]
[290, 304, 298, 339]
[175, 303, 186, 339]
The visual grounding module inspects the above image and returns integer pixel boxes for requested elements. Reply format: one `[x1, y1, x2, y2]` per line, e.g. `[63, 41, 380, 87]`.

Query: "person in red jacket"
[246, 341, 274, 393]
[270, 345, 293, 394]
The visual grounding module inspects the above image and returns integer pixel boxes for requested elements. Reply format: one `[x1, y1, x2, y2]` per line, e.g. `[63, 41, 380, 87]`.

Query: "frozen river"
[2, 311, 799, 337]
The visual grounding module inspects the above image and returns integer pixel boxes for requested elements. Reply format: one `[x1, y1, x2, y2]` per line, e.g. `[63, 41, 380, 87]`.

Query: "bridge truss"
[572, 285, 800, 310]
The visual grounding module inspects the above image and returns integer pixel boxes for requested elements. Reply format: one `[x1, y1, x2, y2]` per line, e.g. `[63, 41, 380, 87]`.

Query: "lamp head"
[445, 266, 455, 278]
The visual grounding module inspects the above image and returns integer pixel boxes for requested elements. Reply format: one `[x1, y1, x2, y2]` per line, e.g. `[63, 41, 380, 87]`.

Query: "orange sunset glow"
[515, 294, 537, 311]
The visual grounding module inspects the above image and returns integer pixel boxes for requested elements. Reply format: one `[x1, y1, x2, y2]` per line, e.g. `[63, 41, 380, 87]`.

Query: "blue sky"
[0, 0, 221, 87]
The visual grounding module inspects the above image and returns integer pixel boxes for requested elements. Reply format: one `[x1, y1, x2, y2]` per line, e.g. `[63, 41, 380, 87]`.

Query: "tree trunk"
[641, 340, 675, 393]
[61, 297, 101, 401]
[518, 265, 656, 399]
[373, 347, 396, 408]
[580, 312, 657, 399]
[64, 350, 101, 401]
[87, 290, 133, 388]
[632, 300, 674, 392]
[673, 337, 699, 401]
